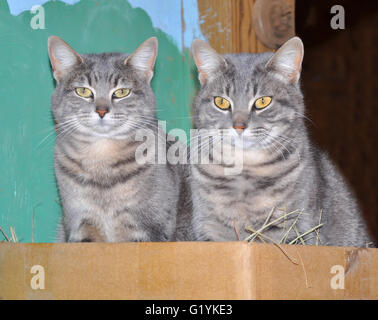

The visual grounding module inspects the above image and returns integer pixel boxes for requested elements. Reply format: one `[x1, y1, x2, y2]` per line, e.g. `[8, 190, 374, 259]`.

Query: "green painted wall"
[0, 0, 195, 242]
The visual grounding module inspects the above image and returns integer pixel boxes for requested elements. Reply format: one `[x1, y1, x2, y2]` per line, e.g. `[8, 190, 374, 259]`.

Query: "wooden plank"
[198, 0, 295, 54]
[197, 0, 233, 53]
[231, 0, 268, 53]
[0, 243, 377, 300]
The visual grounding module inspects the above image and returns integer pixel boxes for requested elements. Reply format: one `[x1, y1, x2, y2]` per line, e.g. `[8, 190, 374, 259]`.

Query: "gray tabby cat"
[187, 37, 373, 247]
[49, 36, 181, 242]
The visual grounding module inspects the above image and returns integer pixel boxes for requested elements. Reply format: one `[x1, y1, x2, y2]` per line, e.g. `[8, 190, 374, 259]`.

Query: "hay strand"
[246, 226, 299, 265]
[279, 209, 304, 244]
[288, 223, 323, 245]
[233, 219, 241, 241]
[10, 226, 18, 242]
[244, 209, 300, 242]
[0, 225, 10, 242]
[0, 225, 18, 243]
[245, 207, 324, 246]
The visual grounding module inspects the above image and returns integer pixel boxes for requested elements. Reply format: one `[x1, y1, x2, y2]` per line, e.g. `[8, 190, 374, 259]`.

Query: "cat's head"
[48, 36, 158, 140]
[192, 37, 305, 150]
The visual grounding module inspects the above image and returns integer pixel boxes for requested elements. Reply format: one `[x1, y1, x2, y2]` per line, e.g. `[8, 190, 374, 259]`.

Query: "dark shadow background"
[296, 0, 378, 243]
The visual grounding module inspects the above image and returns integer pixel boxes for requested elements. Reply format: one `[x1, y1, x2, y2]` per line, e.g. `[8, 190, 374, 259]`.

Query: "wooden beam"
[198, 0, 295, 54]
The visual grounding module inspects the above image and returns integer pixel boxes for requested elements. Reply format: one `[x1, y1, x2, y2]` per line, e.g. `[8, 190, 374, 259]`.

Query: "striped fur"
[49, 37, 183, 242]
[187, 38, 373, 247]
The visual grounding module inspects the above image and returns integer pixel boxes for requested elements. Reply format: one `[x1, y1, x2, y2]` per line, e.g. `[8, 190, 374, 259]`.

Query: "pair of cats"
[48, 35, 373, 246]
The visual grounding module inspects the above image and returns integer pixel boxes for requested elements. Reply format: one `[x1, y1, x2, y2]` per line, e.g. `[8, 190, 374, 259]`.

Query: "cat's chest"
[79, 139, 125, 171]
[56, 138, 141, 191]
[194, 162, 295, 221]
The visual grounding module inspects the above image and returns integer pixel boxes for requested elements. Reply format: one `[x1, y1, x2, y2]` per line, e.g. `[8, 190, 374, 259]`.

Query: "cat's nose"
[233, 122, 247, 134]
[95, 107, 109, 119]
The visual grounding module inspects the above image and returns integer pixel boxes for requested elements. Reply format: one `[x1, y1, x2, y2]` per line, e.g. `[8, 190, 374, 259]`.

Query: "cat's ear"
[125, 37, 158, 83]
[48, 36, 83, 82]
[266, 37, 304, 84]
[192, 39, 227, 85]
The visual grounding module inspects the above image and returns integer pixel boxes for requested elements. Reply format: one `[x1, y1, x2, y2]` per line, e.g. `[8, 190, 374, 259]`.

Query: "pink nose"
[96, 108, 108, 118]
[233, 123, 247, 134]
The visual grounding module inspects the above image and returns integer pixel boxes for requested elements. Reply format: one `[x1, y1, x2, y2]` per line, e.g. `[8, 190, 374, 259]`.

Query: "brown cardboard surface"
[0, 242, 377, 300]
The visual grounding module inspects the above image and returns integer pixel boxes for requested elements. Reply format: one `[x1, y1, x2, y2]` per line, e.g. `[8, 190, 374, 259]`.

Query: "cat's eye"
[75, 87, 93, 98]
[214, 96, 231, 110]
[113, 88, 131, 99]
[254, 96, 272, 110]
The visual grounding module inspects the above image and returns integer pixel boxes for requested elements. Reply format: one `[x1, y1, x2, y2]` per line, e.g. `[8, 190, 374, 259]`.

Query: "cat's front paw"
[67, 236, 96, 242]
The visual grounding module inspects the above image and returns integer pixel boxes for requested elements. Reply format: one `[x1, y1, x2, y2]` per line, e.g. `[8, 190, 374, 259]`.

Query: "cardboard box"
[0, 242, 377, 300]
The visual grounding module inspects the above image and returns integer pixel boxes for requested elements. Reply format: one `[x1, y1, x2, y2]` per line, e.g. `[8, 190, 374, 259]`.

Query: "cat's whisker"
[293, 111, 316, 127]
[119, 120, 167, 144]
[269, 139, 287, 161]
[262, 132, 293, 155]
[56, 120, 82, 142]
[125, 118, 160, 132]
[35, 131, 57, 150]
[265, 132, 302, 162]
[187, 133, 224, 153]
[36, 118, 80, 149]
[188, 136, 223, 161]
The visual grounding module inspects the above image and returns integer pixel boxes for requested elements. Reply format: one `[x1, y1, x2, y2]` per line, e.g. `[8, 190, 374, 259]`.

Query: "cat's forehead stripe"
[112, 74, 121, 88]
[244, 82, 251, 94]
[85, 73, 92, 87]
[253, 83, 258, 96]
[225, 84, 230, 96]
[243, 81, 258, 96]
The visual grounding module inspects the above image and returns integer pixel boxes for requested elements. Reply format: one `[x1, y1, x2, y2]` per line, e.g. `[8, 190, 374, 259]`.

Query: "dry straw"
[0, 225, 18, 243]
[244, 207, 324, 245]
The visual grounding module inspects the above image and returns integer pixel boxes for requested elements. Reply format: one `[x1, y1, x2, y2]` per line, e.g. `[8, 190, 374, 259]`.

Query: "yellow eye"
[254, 96, 272, 110]
[113, 88, 131, 99]
[75, 87, 93, 98]
[214, 96, 231, 110]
